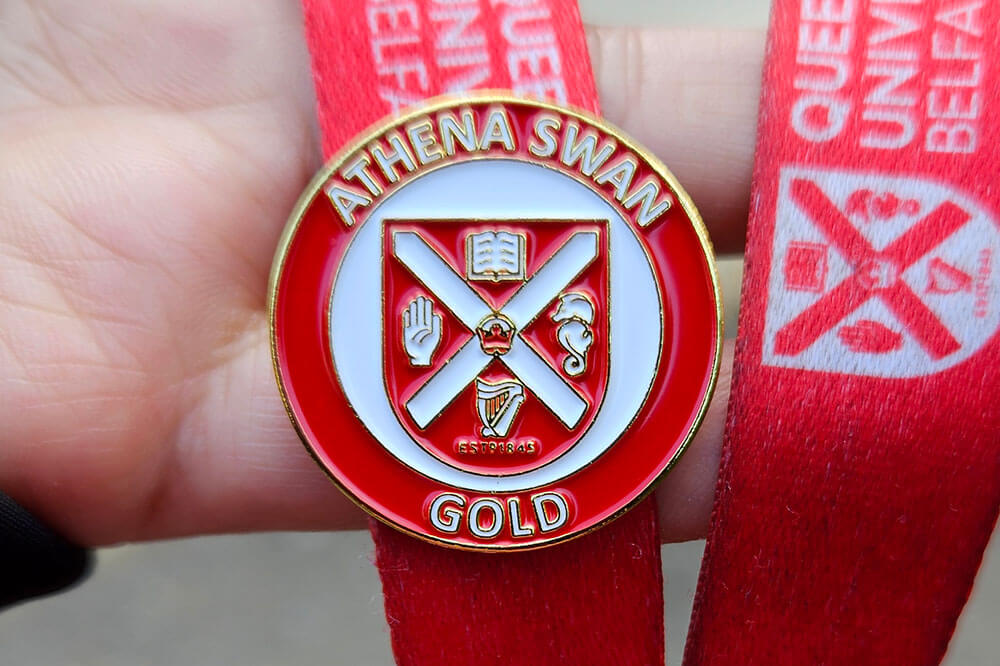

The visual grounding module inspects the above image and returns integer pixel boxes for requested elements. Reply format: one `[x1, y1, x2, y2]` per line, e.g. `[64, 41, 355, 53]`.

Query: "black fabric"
[0, 491, 93, 608]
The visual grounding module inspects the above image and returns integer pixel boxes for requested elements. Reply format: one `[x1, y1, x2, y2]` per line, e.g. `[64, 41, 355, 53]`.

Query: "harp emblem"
[476, 379, 525, 438]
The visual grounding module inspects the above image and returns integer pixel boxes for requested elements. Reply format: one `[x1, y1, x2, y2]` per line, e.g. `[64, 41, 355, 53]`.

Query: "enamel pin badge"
[269, 95, 722, 550]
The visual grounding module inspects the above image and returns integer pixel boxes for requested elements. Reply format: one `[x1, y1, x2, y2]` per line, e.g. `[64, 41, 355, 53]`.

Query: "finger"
[588, 27, 763, 254]
[127, 326, 371, 542]
[403, 308, 410, 330]
[424, 297, 432, 326]
[281, 25, 763, 256]
[653, 342, 733, 543]
[1, 15, 762, 301]
[124, 332, 733, 545]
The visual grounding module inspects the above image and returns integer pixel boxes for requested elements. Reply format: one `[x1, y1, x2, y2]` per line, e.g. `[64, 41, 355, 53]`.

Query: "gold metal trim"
[268, 92, 724, 552]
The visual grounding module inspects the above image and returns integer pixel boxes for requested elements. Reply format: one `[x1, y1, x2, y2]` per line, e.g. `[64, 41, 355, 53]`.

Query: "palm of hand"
[0, 2, 754, 547]
[0, 1, 359, 544]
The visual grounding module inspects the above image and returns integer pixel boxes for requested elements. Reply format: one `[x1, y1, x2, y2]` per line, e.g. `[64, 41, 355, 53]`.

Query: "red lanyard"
[300, 1, 666, 663]
[293, 1, 1000, 664]
[303, 0, 599, 155]
[686, 1, 1000, 663]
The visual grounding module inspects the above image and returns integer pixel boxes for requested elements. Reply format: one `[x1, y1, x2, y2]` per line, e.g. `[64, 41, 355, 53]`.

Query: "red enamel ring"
[269, 94, 722, 550]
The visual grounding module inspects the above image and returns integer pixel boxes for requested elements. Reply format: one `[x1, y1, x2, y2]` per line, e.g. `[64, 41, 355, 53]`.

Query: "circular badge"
[270, 95, 722, 550]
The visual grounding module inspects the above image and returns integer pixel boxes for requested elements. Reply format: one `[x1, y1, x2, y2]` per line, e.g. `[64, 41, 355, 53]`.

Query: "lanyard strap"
[299, 2, 666, 663]
[303, 0, 599, 154]
[686, 1, 1000, 663]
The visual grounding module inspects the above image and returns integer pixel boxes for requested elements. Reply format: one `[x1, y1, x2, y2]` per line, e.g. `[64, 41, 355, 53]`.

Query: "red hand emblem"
[837, 320, 904, 354]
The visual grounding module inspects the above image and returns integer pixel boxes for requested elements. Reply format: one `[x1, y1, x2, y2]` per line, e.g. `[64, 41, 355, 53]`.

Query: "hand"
[0, 1, 761, 546]
[402, 296, 442, 367]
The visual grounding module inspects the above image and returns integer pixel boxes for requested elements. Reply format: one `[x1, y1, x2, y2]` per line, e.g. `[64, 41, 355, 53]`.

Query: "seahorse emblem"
[551, 292, 595, 377]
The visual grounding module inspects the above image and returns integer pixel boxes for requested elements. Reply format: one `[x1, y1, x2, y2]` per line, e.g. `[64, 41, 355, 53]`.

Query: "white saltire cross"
[393, 230, 597, 430]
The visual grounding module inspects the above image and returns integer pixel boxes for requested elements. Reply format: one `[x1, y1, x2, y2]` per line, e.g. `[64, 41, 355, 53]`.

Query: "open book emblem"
[466, 230, 526, 281]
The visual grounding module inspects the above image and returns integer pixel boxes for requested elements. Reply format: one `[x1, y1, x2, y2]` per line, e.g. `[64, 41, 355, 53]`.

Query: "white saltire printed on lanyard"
[686, 1, 1000, 664]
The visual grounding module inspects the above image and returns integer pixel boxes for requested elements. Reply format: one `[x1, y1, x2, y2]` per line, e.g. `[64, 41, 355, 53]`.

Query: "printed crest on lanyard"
[269, 95, 722, 550]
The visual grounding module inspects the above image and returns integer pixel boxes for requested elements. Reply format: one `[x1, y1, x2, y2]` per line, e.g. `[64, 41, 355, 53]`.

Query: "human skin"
[0, 0, 763, 547]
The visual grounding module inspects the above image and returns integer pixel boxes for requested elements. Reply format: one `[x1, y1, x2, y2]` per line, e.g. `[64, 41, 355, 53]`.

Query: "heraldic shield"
[382, 219, 609, 476]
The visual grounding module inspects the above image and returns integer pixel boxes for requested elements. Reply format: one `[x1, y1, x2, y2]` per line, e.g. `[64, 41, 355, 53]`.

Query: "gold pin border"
[267, 92, 724, 552]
